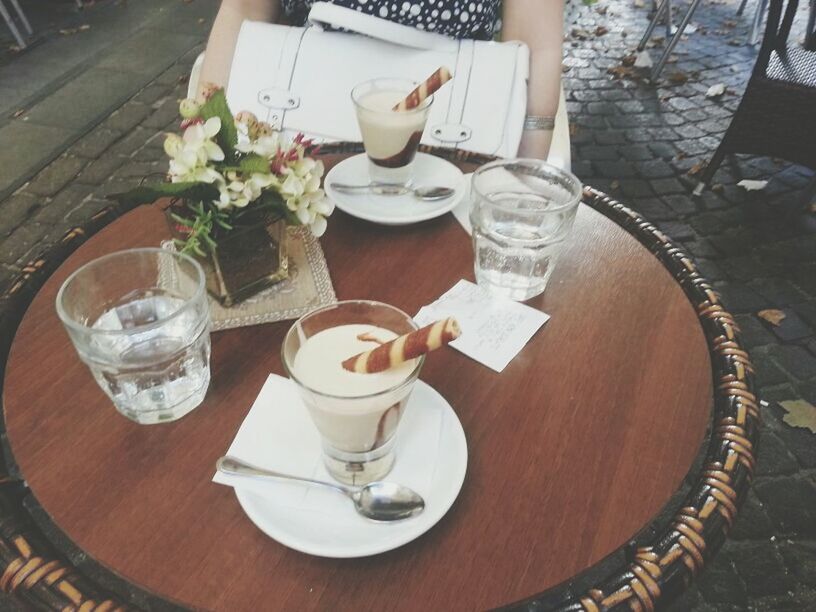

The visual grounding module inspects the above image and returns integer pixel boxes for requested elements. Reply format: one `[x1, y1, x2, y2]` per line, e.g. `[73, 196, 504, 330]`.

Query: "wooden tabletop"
[3, 160, 712, 611]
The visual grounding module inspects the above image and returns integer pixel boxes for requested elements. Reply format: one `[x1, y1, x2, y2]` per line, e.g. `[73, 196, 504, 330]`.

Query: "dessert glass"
[282, 300, 425, 485]
[352, 78, 433, 188]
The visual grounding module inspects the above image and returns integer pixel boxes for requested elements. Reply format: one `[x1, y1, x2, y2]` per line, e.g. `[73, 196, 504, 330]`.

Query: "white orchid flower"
[182, 117, 224, 162]
[309, 215, 328, 237]
[163, 134, 183, 158]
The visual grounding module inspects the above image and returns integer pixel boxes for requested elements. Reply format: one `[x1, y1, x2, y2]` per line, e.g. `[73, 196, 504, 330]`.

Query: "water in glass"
[473, 192, 574, 301]
[470, 160, 582, 301]
[57, 248, 211, 425]
[88, 291, 211, 424]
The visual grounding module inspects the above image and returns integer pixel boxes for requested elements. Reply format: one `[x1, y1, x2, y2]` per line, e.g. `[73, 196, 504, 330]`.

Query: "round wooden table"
[1, 150, 758, 611]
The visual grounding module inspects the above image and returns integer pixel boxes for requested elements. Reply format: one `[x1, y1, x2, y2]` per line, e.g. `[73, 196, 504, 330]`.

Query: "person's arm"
[501, 0, 564, 159]
[197, 0, 280, 99]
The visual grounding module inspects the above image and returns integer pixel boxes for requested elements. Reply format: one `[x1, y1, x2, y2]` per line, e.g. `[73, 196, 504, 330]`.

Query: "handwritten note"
[415, 280, 550, 372]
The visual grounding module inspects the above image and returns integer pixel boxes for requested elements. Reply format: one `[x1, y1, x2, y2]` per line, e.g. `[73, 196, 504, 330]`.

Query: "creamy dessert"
[353, 86, 432, 186]
[293, 323, 418, 455]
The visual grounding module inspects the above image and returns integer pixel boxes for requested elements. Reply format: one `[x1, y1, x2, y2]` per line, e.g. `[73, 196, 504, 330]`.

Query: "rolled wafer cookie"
[342, 318, 461, 374]
[393, 67, 453, 112]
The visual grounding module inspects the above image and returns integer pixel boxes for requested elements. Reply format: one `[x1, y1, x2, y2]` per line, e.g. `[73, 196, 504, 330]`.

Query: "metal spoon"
[329, 182, 455, 200]
[216, 456, 425, 522]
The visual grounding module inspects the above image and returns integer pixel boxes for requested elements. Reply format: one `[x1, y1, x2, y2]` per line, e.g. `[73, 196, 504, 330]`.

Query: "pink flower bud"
[180, 117, 204, 130]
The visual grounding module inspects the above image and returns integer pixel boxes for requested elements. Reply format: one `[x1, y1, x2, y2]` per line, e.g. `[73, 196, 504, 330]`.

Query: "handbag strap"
[430, 39, 475, 148]
[308, 1, 458, 52]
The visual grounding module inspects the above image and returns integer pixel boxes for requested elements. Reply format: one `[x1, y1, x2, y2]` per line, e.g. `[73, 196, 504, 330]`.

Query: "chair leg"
[7, 0, 31, 35]
[694, 145, 730, 196]
[800, 174, 816, 210]
[736, 0, 749, 16]
[0, 0, 26, 49]
[665, 0, 673, 39]
[637, 0, 670, 51]
[749, 0, 769, 45]
[805, 0, 815, 51]
[651, 0, 704, 80]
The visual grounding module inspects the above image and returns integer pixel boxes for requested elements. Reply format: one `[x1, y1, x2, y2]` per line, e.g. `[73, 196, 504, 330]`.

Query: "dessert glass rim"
[350, 77, 434, 115]
[55, 247, 206, 337]
[281, 299, 425, 401]
[471, 158, 583, 216]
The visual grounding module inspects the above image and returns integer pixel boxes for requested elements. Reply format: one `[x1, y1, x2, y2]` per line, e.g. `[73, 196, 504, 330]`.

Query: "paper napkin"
[415, 280, 549, 373]
[213, 374, 444, 515]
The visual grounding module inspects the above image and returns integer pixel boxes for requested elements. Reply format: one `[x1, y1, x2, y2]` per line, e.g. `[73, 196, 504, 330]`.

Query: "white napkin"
[213, 375, 443, 516]
[415, 280, 550, 373]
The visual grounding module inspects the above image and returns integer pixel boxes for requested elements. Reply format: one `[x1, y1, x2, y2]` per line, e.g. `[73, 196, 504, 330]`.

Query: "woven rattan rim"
[0, 144, 758, 611]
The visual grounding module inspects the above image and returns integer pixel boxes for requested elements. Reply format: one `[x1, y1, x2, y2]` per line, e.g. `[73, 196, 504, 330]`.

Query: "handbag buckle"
[257, 89, 300, 110]
[430, 124, 472, 144]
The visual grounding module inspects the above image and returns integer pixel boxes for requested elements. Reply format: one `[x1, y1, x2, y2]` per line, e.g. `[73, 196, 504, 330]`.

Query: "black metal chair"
[695, 0, 816, 202]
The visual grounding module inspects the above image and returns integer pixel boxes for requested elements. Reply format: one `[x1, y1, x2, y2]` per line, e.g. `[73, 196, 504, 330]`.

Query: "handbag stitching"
[444, 38, 460, 125]
[455, 39, 476, 151]
[280, 26, 309, 128]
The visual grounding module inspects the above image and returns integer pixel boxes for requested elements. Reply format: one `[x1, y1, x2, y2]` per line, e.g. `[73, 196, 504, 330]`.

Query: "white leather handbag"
[226, 2, 529, 159]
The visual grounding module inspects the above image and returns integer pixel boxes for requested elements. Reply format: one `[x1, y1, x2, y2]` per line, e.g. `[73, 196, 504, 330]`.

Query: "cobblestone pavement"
[2, 0, 816, 610]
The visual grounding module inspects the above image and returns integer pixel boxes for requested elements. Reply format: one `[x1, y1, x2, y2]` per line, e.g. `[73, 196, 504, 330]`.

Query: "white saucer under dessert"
[324, 152, 467, 226]
[232, 379, 468, 558]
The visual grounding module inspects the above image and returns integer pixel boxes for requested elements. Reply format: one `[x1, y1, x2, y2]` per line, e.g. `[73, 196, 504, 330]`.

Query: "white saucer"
[233, 380, 468, 558]
[324, 152, 466, 226]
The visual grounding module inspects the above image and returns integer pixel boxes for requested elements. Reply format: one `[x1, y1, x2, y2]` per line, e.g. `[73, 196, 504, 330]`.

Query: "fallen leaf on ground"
[723, 20, 737, 28]
[569, 123, 580, 137]
[607, 65, 639, 80]
[780, 400, 816, 434]
[621, 54, 636, 67]
[706, 83, 726, 98]
[712, 183, 724, 193]
[595, 26, 609, 36]
[634, 50, 653, 68]
[668, 71, 689, 84]
[571, 28, 592, 40]
[688, 161, 705, 176]
[12, 109, 25, 118]
[737, 179, 768, 191]
[758, 309, 786, 326]
[596, 5, 609, 15]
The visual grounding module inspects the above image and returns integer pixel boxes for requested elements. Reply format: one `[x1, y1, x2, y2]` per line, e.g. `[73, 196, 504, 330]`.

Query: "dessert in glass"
[352, 78, 434, 188]
[282, 301, 424, 485]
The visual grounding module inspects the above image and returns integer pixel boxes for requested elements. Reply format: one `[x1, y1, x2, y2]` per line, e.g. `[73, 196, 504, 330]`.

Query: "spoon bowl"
[217, 456, 425, 522]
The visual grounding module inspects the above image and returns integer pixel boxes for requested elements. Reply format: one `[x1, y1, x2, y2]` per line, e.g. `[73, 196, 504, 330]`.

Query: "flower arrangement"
[113, 88, 333, 256]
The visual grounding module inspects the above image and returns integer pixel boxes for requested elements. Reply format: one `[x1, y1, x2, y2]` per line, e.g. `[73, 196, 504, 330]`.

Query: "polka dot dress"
[281, 0, 501, 40]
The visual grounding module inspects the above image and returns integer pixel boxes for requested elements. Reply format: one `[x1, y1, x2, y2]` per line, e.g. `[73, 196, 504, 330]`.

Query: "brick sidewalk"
[1, 0, 815, 609]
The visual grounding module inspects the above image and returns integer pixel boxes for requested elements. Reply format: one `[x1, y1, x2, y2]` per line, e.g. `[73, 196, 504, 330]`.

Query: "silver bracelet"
[523, 115, 556, 131]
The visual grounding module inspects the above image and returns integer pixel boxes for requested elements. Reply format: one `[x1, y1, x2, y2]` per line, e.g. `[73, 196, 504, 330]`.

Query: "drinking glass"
[470, 159, 583, 301]
[352, 78, 433, 188]
[56, 248, 211, 424]
[282, 301, 424, 485]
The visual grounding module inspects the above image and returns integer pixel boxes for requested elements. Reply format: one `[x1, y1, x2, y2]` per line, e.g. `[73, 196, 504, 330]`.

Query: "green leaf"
[199, 89, 238, 161]
[239, 154, 271, 175]
[108, 182, 219, 207]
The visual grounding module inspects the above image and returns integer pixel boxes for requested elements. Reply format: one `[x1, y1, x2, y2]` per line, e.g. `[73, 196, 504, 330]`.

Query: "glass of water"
[470, 159, 583, 301]
[56, 248, 211, 424]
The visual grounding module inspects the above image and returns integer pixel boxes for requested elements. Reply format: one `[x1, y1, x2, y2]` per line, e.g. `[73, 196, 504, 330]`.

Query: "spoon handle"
[217, 456, 351, 497]
[329, 182, 410, 196]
